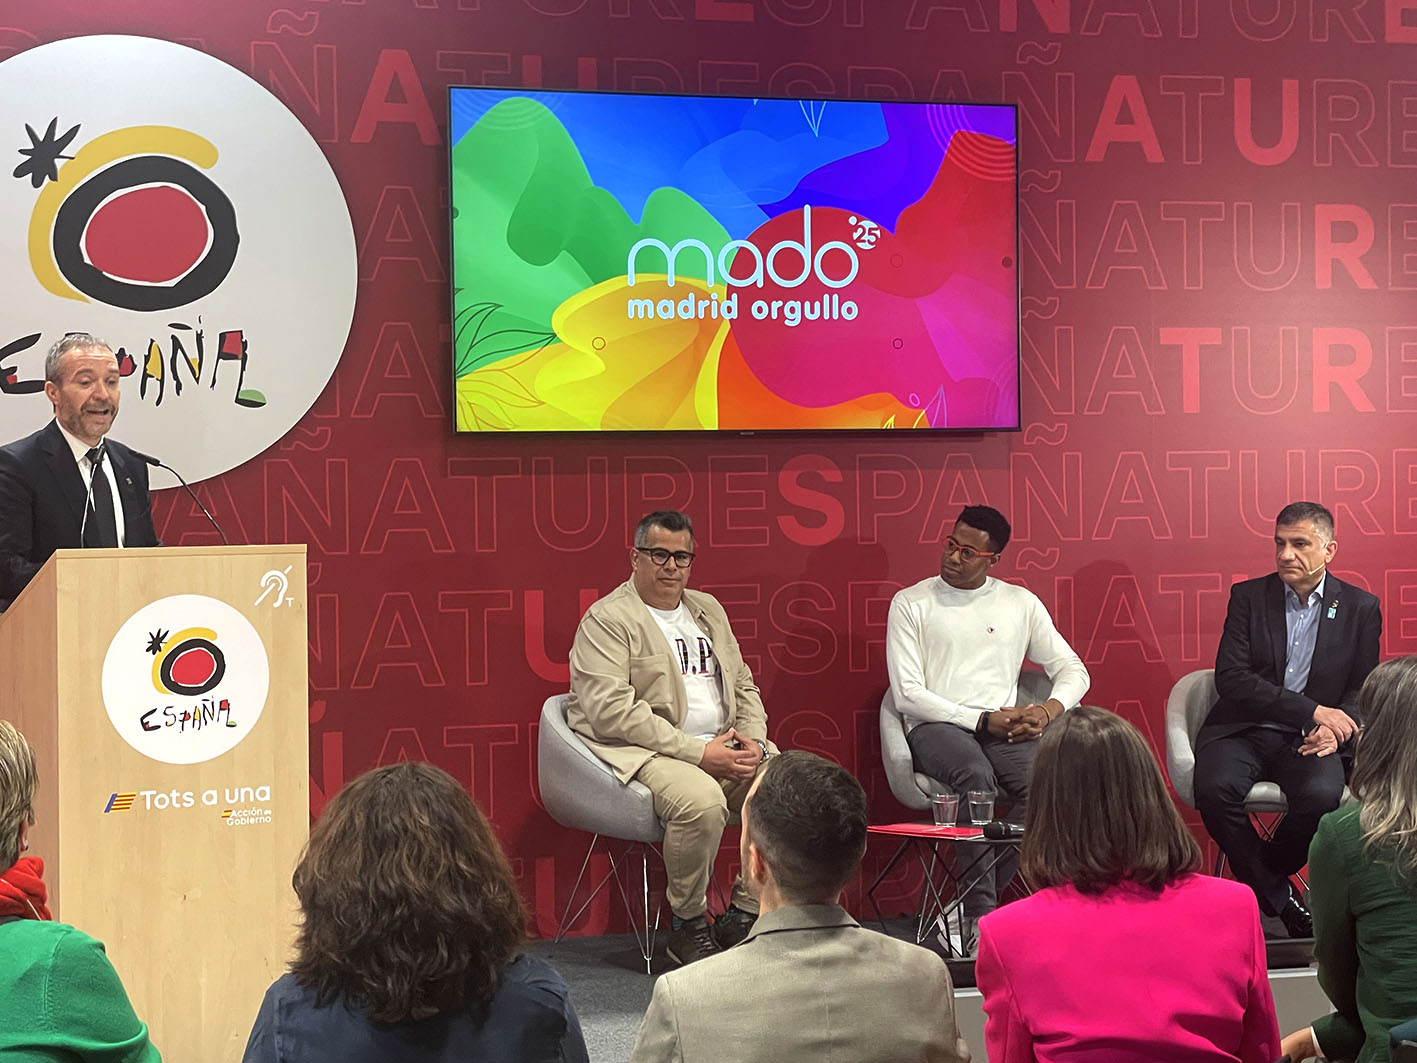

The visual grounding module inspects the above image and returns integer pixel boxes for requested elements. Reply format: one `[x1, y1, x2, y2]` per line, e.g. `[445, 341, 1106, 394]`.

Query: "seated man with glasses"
[568, 510, 774, 966]
[886, 504, 1089, 946]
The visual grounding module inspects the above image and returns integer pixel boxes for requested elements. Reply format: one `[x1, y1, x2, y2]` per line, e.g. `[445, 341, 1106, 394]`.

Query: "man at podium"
[0, 333, 159, 608]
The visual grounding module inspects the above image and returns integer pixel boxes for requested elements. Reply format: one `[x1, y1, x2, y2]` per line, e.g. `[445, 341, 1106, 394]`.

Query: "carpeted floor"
[527, 933, 662, 1062]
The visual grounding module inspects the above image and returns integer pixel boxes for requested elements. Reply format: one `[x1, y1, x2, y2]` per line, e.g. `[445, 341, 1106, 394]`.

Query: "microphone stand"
[130, 448, 230, 545]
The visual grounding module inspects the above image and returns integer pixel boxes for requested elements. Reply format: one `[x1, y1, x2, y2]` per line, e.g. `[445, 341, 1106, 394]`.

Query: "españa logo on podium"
[102, 594, 269, 765]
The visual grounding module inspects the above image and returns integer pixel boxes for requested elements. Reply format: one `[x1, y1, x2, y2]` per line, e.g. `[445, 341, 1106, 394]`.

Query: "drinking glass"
[967, 789, 996, 825]
[931, 792, 959, 826]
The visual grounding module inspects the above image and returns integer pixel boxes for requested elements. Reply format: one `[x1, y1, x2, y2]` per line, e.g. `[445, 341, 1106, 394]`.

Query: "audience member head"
[1350, 655, 1417, 884]
[631, 509, 696, 610]
[942, 505, 1010, 590]
[43, 332, 120, 447]
[1273, 501, 1336, 591]
[1022, 705, 1200, 895]
[290, 761, 525, 1024]
[740, 751, 867, 908]
[0, 720, 37, 871]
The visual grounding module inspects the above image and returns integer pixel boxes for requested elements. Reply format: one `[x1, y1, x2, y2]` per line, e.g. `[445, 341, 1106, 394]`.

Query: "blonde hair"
[1350, 657, 1417, 885]
[0, 721, 38, 869]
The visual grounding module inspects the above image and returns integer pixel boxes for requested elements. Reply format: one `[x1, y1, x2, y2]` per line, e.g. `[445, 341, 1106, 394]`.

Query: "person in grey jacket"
[630, 751, 971, 1063]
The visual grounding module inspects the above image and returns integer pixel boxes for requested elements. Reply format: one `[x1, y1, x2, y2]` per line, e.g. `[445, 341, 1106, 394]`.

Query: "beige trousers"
[633, 755, 756, 919]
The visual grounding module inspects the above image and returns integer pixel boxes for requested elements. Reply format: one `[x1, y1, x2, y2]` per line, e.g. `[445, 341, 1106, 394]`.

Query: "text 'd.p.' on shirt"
[645, 602, 726, 739]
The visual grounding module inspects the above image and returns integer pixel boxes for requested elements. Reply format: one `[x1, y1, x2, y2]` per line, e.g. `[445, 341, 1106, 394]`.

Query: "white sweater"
[886, 575, 1091, 732]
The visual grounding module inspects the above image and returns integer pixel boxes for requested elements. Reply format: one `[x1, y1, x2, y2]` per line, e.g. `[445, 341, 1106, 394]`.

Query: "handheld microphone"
[982, 820, 1024, 840]
[79, 438, 107, 546]
[130, 448, 230, 545]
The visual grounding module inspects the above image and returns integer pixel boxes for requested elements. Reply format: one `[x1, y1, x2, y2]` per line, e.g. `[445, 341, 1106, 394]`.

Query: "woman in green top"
[1280, 656, 1417, 1063]
[0, 720, 161, 1062]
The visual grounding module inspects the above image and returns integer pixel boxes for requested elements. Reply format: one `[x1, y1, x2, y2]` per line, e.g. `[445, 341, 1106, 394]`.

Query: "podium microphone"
[982, 820, 1024, 840]
[131, 449, 230, 546]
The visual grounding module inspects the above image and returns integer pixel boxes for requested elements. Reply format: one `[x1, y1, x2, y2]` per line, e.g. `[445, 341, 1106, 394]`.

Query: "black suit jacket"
[1199, 571, 1381, 744]
[0, 420, 160, 604]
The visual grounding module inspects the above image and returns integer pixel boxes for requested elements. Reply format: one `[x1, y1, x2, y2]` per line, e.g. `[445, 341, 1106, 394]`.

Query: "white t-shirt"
[886, 575, 1091, 732]
[645, 601, 726, 740]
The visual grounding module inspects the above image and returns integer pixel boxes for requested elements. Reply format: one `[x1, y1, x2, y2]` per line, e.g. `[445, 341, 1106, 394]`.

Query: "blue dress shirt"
[1283, 574, 1326, 696]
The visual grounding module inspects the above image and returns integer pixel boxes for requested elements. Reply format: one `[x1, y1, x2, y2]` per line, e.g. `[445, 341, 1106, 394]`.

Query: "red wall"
[13, 0, 1417, 931]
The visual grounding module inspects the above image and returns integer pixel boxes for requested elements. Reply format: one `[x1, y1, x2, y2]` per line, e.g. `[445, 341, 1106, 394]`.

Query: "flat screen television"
[448, 88, 1019, 433]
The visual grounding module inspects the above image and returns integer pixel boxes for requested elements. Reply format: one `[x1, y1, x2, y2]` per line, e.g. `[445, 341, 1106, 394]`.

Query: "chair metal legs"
[1212, 811, 1309, 891]
[552, 834, 663, 973]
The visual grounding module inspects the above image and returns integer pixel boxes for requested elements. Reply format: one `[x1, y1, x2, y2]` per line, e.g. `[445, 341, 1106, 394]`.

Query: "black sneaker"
[713, 906, 756, 949]
[667, 915, 721, 966]
[1279, 887, 1313, 939]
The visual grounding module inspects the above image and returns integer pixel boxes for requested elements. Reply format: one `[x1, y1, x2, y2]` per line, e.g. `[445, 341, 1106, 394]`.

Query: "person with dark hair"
[1195, 501, 1381, 938]
[0, 332, 160, 608]
[568, 510, 775, 965]
[1280, 656, 1417, 1063]
[240, 762, 587, 1063]
[886, 503, 1089, 944]
[0, 720, 160, 1061]
[976, 706, 1281, 1062]
[630, 751, 970, 1062]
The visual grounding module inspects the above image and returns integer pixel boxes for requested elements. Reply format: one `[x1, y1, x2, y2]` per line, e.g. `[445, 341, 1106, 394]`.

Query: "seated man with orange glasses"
[886, 504, 1089, 944]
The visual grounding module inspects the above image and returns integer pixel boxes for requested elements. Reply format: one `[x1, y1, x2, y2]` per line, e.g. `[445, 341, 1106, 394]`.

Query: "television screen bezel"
[445, 84, 1022, 437]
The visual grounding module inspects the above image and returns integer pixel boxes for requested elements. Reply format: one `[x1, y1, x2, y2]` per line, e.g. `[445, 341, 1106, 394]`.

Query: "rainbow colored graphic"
[449, 91, 1019, 432]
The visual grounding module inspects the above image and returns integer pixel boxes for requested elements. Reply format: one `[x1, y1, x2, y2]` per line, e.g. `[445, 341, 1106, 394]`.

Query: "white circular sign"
[101, 593, 270, 764]
[0, 35, 356, 483]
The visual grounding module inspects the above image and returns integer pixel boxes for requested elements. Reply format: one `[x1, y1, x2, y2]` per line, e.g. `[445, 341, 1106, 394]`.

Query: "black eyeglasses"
[635, 546, 695, 569]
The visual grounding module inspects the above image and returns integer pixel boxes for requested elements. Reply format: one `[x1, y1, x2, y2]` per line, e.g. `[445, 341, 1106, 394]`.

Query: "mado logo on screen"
[449, 90, 1019, 432]
[625, 204, 864, 327]
[102, 594, 269, 765]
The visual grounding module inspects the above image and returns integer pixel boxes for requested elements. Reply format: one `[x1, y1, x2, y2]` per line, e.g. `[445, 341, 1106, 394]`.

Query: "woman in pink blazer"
[975, 705, 1281, 1063]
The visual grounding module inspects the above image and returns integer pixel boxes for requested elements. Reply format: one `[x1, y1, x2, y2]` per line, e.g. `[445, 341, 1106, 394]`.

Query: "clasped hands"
[1300, 705, 1360, 758]
[698, 727, 763, 781]
[986, 702, 1058, 743]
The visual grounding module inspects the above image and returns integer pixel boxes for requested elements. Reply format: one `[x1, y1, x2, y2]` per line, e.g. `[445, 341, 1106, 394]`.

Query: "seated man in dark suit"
[1195, 501, 1381, 938]
[0, 333, 159, 607]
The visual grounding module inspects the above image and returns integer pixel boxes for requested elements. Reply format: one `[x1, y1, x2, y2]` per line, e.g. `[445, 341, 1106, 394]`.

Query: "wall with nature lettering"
[5, 0, 1416, 929]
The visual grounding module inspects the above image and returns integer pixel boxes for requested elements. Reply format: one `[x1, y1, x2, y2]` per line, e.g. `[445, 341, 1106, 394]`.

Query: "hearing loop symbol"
[254, 565, 294, 608]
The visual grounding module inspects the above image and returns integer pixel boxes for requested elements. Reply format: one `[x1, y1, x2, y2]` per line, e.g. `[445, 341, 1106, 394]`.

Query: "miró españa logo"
[624, 205, 865, 327]
[0, 35, 357, 485]
[102, 594, 269, 765]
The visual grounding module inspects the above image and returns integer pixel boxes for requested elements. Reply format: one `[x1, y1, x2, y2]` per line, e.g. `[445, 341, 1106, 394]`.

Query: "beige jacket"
[567, 580, 768, 782]
[629, 904, 972, 1063]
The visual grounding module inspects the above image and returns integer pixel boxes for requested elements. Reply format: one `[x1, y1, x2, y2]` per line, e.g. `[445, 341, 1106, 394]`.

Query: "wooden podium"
[0, 545, 309, 1062]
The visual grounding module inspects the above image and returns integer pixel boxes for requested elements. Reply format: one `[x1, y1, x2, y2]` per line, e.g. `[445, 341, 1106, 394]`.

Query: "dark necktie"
[83, 447, 118, 548]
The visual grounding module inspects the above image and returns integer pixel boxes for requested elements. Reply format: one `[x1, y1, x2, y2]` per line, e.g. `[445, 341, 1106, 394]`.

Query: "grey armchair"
[879, 669, 1056, 811]
[1163, 668, 1350, 880]
[1164, 668, 1289, 815]
[537, 693, 663, 971]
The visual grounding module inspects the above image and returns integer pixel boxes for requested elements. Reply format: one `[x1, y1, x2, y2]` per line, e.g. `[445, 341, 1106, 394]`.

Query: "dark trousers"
[906, 722, 1037, 915]
[1193, 726, 1345, 916]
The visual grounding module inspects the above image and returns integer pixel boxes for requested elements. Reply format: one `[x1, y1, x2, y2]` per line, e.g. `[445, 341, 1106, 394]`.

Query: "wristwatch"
[753, 738, 771, 760]
[975, 711, 992, 735]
